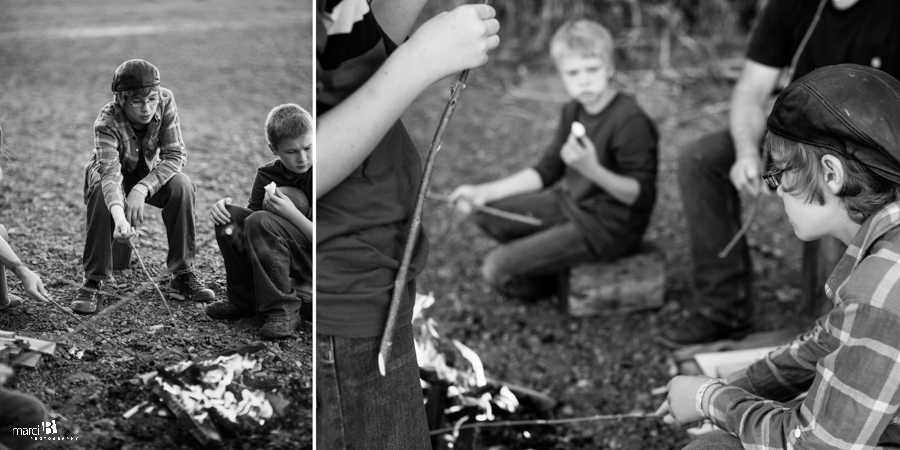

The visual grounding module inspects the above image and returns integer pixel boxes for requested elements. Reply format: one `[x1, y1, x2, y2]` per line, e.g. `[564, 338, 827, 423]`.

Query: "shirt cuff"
[131, 184, 150, 198]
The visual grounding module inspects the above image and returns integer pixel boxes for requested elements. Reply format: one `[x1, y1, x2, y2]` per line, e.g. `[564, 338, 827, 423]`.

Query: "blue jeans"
[214, 205, 311, 320]
[677, 130, 755, 328]
[316, 324, 431, 450]
[82, 171, 197, 281]
[682, 432, 744, 450]
[475, 190, 595, 301]
[0, 388, 48, 450]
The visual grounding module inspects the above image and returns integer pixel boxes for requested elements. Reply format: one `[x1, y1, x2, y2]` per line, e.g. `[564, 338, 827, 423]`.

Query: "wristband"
[695, 378, 725, 418]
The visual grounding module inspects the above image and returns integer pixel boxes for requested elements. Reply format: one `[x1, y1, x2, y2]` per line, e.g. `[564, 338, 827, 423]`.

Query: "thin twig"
[378, 2, 488, 375]
[429, 412, 659, 435]
[131, 242, 190, 353]
[718, 194, 761, 258]
[426, 192, 543, 226]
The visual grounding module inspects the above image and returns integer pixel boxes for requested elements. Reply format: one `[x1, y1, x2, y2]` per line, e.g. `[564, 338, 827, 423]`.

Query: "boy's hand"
[406, 4, 500, 82]
[560, 133, 601, 174]
[449, 184, 488, 215]
[210, 198, 232, 226]
[113, 221, 137, 244]
[660, 375, 713, 426]
[14, 265, 49, 303]
[264, 189, 299, 218]
[730, 154, 763, 197]
[125, 189, 147, 226]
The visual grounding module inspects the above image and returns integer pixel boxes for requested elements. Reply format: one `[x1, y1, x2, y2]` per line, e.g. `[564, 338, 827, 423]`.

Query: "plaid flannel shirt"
[705, 202, 900, 449]
[87, 87, 185, 211]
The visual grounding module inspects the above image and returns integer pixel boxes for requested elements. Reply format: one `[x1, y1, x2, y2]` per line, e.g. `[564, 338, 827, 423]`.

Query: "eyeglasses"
[126, 97, 160, 108]
[762, 165, 793, 189]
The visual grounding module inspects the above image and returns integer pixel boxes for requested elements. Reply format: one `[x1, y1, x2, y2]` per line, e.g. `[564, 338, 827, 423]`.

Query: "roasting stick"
[378, 3, 489, 375]
[426, 192, 543, 226]
[429, 412, 661, 435]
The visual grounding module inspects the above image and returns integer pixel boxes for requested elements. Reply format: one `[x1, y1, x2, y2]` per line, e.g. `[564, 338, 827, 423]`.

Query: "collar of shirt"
[825, 201, 900, 300]
[280, 160, 304, 184]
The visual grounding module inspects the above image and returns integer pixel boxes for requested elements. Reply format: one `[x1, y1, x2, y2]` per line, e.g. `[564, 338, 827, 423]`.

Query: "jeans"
[677, 129, 754, 328]
[316, 324, 431, 450]
[214, 205, 312, 320]
[475, 190, 595, 301]
[682, 432, 744, 450]
[0, 388, 48, 450]
[82, 171, 197, 281]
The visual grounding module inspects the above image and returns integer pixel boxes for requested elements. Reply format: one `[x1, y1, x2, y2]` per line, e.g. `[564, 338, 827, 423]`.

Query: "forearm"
[581, 166, 640, 205]
[481, 169, 543, 203]
[371, 0, 430, 44]
[109, 205, 128, 226]
[317, 44, 433, 198]
[728, 89, 769, 160]
[285, 210, 312, 241]
[0, 236, 23, 271]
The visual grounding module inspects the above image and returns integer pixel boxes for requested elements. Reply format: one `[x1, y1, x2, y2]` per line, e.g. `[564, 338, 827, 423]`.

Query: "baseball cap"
[111, 59, 160, 93]
[767, 64, 900, 184]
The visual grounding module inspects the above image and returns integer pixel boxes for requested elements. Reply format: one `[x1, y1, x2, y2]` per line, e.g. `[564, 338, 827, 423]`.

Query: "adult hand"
[729, 154, 763, 197]
[210, 198, 232, 226]
[448, 184, 489, 215]
[113, 221, 137, 244]
[662, 375, 713, 426]
[560, 133, 601, 175]
[14, 265, 49, 303]
[406, 4, 500, 82]
[125, 189, 147, 226]
[264, 189, 299, 218]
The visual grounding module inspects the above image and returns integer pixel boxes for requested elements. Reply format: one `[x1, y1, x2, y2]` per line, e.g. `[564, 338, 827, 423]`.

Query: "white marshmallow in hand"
[570, 121, 586, 139]
[264, 182, 277, 197]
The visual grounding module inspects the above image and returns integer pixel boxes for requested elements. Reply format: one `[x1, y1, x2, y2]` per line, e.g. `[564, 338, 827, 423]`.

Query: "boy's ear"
[820, 154, 846, 196]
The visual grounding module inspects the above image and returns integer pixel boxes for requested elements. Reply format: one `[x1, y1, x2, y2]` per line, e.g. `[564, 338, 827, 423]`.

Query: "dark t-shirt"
[748, 0, 900, 80]
[248, 159, 312, 219]
[532, 94, 658, 259]
[316, 0, 428, 338]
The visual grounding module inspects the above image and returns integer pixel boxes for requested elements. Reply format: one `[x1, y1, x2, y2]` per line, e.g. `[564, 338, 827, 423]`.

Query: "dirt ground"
[0, 1, 312, 449]
[401, 58, 817, 448]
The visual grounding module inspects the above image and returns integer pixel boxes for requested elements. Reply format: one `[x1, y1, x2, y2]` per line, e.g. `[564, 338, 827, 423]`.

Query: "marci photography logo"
[12, 419, 80, 442]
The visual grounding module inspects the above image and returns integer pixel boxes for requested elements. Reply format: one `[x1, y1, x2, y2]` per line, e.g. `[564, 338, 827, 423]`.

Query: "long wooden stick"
[429, 412, 659, 435]
[426, 192, 543, 226]
[378, 31, 486, 376]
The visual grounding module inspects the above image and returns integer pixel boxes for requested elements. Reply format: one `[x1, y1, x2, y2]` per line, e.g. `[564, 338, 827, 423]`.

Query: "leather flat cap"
[111, 59, 160, 93]
[768, 64, 900, 184]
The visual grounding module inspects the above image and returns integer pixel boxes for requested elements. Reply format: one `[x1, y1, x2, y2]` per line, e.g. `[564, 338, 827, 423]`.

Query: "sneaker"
[0, 294, 24, 311]
[170, 272, 216, 303]
[71, 280, 102, 314]
[657, 312, 752, 349]
[259, 314, 301, 339]
[206, 300, 253, 320]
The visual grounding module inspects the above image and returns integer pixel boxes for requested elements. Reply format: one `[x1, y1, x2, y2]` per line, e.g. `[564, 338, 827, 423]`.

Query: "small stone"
[44, 388, 56, 395]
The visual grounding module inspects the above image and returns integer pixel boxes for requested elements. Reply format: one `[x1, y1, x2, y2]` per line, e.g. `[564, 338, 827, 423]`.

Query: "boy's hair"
[766, 132, 900, 224]
[549, 19, 615, 71]
[265, 104, 312, 149]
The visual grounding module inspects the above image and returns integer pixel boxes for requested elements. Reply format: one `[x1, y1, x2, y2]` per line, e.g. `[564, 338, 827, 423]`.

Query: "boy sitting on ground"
[72, 59, 215, 314]
[661, 64, 900, 449]
[450, 19, 658, 304]
[205, 104, 312, 339]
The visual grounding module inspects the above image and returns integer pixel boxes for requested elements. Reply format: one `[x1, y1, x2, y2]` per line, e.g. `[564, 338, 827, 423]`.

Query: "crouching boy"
[450, 19, 658, 303]
[73, 59, 214, 314]
[660, 64, 900, 449]
[205, 104, 312, 339]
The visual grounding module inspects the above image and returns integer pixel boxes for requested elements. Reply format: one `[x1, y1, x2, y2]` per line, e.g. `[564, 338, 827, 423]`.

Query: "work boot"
[205, 300, 253, 320]
[259, 314, 301, 339]
[657, 312, 751, 349]
[0, 294, 23, 311]
[71, 280, 102, 314]
[170, 272, 216, 303]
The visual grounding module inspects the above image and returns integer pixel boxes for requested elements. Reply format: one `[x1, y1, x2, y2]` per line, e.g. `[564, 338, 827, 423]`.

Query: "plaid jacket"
[86, 87, 186, 210]
[706, 202, 900, 449]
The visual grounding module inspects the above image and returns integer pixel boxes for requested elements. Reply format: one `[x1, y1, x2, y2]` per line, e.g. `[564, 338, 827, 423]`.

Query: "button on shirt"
[704, 202, 900, 448]
[87, 87, 186, 210]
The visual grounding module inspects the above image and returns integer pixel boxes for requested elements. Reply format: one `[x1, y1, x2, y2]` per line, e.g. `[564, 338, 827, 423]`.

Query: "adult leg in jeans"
[0, 388, 48, 450]
[664, 129, 753, 346]
[213, 205, 256, 313]
[316, 324, 430, 450]
[681, 432, 744, 450]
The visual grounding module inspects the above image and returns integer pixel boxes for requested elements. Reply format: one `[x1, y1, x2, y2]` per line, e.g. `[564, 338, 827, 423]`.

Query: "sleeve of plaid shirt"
[135, 92, 185, 198]
[93, 123, 127, 211]
[705, 300, 900, 448]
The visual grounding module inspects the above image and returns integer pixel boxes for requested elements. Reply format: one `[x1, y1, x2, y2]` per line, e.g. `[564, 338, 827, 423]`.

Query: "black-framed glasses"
[126, 97, 160, 108]
[762, 166, 793, 189]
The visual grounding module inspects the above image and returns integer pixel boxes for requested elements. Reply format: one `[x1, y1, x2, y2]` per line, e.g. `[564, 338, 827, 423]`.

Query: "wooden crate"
[564, 243, 666, 317]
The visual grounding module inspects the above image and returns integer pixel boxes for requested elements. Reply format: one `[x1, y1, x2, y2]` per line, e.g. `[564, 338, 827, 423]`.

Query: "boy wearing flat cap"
[72, 59, 215, 314]
[659, 64, 900, 449]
